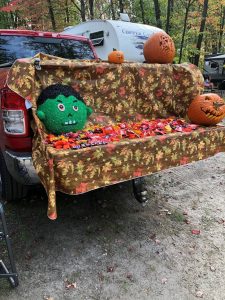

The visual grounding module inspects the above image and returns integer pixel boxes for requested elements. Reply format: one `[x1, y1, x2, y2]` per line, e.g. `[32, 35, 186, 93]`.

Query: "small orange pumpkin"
[188, 93, 225, 125]
[143, 31, 175, 64]
[108, 48, 124, 64]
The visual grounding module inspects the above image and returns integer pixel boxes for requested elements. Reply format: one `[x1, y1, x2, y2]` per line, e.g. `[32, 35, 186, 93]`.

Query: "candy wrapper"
[46, 117, 199, 150]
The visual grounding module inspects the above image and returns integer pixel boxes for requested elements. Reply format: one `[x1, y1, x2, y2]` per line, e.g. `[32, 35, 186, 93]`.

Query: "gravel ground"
[1, 153, 225, 300]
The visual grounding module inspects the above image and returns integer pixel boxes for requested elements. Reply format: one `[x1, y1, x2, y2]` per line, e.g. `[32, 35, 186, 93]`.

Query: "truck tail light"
[1, 89, 30, 137]
[2, 110, 25, 134]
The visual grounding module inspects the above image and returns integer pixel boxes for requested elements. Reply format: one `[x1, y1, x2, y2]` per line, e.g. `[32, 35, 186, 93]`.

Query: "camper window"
[210, 61, 219, 69]
[90, 31, 104, 47]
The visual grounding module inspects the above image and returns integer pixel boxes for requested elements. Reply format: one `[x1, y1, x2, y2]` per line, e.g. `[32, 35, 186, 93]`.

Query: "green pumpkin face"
[37, 94, 92, 135]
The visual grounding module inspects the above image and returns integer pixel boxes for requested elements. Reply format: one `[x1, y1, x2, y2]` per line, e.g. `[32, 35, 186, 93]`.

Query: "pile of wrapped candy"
[46, 117, 198, 150]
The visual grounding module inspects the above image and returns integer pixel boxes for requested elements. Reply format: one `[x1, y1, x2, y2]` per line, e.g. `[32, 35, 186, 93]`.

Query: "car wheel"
[0, 151, 27, 201]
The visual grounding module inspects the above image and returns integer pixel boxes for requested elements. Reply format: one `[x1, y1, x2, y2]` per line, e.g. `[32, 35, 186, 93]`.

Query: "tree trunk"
[65, 0, 69, 23]
[171, 0, 174, 12]
[153, 0, 162, 28]
[9, 12, 15, 28]
[166, 0, 172, 34]
[119, 0, 124, 13]
[80, 0, 86, 22]
[89, 0, 94, 19]
[193, 0, 209, 66]
[110, 0, 116, 20]
[139, 0, 145, 24]
[178, 2, 190, 63]
[218, 6, 225, 53]
[46, 0, 56, 31]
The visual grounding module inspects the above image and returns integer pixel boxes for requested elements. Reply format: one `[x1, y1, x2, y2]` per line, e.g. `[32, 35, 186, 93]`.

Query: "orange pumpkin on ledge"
[187, 93, 225, 126]
[108, 49, 124, 64]
[143, 31, 175, 64]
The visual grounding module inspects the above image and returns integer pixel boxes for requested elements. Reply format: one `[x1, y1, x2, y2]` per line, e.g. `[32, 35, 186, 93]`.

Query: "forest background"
[0, 0, 225, 67]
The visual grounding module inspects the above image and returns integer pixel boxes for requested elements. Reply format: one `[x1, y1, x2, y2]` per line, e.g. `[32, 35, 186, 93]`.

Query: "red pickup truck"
[0, 29, 98, 201]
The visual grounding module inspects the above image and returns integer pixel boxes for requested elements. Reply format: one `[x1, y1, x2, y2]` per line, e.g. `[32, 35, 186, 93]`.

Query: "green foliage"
[0, 0, 11, 28]
[0, 0, 224, 66]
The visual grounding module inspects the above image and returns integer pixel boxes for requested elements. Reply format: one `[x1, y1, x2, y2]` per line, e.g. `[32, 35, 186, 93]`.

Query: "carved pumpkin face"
[187, 93, 225, 126]
[143, 32, 175, 64]
[108, 49, 124, 64]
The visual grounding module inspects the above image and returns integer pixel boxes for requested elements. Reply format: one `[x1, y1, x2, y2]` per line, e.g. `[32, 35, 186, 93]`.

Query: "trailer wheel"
[0, 151, 27, 201]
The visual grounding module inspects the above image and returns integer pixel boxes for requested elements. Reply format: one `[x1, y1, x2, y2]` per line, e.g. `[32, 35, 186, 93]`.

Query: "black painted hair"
[37, 84, 84, 106]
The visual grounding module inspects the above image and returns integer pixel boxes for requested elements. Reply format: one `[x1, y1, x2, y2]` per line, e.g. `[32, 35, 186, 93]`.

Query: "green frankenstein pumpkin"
[36, 84, 93, 135]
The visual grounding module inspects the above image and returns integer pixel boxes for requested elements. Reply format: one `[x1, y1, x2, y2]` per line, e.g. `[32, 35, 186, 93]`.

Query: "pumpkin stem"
[113, 48, 117, 51]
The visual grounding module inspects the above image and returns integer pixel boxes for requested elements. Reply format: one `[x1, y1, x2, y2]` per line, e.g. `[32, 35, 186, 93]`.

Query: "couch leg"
[132, 177, 149, 204]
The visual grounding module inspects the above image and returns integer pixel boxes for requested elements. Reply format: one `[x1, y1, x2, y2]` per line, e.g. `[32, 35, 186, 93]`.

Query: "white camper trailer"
[62, 18, 164, 62]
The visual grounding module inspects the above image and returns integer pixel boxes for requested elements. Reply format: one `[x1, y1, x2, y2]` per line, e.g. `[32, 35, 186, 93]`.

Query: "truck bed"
[7, 53, 225, 220]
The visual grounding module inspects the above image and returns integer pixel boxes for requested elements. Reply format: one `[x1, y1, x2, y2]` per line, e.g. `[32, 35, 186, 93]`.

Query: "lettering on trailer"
[122, 29, 148, 38]
[121, 29, 149, 50]
[121, 29, 149, 55]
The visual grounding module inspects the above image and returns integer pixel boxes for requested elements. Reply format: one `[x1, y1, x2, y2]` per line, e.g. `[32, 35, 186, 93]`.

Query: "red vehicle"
[0, 29, 98, 201]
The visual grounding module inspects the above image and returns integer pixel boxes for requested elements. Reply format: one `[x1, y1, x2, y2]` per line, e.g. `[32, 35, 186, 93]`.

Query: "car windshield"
[0, 35, 95, 64]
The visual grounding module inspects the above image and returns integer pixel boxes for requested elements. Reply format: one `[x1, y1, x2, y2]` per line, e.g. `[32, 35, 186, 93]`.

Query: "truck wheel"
[132, 177, 149, 204]
[0, 151, 27, 201]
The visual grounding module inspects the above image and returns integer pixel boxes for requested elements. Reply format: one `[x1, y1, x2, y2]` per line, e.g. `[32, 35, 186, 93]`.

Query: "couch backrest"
[7, 53, 204, 124]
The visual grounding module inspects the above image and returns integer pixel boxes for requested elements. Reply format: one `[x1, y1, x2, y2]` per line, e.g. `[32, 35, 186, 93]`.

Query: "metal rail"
[0, 202, 19, 287]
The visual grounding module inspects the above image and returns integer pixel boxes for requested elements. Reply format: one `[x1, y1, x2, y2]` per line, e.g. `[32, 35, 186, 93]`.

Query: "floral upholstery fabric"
[7, 53, 225, 219]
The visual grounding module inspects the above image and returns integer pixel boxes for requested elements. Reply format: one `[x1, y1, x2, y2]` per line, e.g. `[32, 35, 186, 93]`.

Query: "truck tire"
[0, 151, 27, 201]
[132, 177, 149, 204]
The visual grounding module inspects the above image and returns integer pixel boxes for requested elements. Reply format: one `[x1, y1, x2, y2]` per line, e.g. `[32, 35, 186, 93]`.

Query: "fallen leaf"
[210, 266, 216, 272]
[65, 280, 77, 289]
[161, 277, 167, 284]
[128, 246, 135, 252]
[98, 272, 104, 282]
[149, 233, 156, 240]
[25, 252, 32, 260]
[126, 273, 133, 281]
[196, 290, 204, 298]
[160, 209, 169, 213]
[191, 229, 200, 235]
[217, 219, 225, 224]
[107, 266, 116, 272]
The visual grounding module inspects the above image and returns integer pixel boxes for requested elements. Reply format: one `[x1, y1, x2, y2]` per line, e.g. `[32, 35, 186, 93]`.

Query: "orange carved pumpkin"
[108, 49, 124, 64]
[187, 93, 225, 125]
[143, 32, 175, 64]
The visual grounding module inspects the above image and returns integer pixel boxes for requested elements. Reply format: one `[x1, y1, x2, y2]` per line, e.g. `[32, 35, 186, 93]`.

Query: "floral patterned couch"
[7, 53, 225, 219]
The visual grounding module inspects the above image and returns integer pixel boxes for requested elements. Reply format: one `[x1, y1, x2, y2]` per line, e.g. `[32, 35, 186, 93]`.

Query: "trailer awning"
[205, 54, 225, 61]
